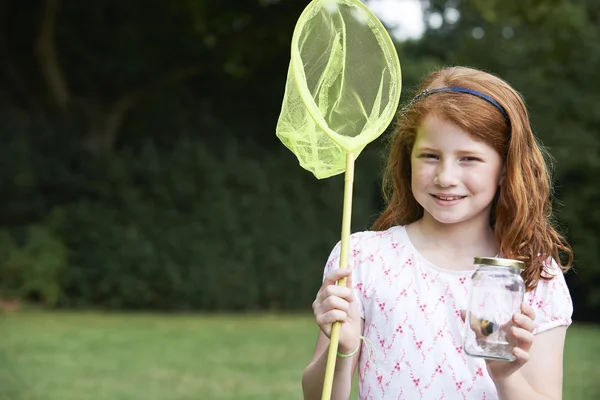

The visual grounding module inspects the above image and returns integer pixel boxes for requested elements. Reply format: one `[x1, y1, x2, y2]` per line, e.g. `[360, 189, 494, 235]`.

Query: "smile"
[431, 194, 466, 201]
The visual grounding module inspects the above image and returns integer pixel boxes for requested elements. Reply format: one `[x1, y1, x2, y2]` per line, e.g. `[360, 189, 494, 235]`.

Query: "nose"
[434, 162, 458, 187]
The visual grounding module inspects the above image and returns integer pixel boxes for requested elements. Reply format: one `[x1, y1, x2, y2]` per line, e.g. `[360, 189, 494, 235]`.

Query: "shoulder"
[540, 257, 568, 278]
[526, 257, 573, 334]
[536, 257, 572, 294]
[324, 225, 410, 271]
[347, 225, 411, 259]
[352, 225, 410, 246]
[328, 225, 407, 252]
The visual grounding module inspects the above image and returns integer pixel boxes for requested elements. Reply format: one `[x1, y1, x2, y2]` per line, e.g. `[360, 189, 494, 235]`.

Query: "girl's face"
[410, 114, 504, 227]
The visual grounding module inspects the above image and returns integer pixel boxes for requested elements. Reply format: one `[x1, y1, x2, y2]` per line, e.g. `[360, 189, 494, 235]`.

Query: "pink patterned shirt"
[323, 225, 573, 400]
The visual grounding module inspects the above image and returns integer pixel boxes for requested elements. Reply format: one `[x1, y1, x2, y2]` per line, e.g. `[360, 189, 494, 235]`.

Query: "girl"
[302, 66, 573, 400]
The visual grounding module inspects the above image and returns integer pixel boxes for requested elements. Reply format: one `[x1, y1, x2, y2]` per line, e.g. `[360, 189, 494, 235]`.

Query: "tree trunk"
[81, 94, 138, 153]
[81, 66, 202, 153]
[36, 0, 70, 112]
[34, 0, 203, 153]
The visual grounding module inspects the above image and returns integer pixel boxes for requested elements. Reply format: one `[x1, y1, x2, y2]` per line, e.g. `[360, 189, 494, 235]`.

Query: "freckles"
[467, 169, 495, 187]
[418, 165, 436, 179]
[412, 169, 432, 186]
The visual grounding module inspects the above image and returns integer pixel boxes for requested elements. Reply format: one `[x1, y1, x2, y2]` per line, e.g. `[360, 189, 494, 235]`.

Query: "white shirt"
[323, 225, 573, 400]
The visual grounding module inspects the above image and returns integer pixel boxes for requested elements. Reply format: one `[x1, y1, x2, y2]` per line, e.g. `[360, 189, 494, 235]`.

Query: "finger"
[513, 313, 536, 333]
[343, 270, 353, 289]
[323, 268, 353, 287]
[313, 288, 351, 314]
[459, 310, 479, 325]
[462, 311, 487, 339]
[316, 309, 348, 327]
[318, 285, 354, 304]
[334, 268, 353, 289]
[347, 297, 362, 319]
[510, 326, 535, 351]
[512, 346, 530, 366]
[520, 303, 536, 321]
[318, 295, 351, 315]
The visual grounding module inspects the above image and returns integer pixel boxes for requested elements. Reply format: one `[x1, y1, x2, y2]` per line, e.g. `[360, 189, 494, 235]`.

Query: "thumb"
[345, 271, 361, 318]
[337, 268, 352, 289]
[460, 310, 480, 325]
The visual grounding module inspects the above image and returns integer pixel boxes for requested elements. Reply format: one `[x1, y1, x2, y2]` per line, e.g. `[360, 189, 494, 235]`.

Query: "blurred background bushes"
[0, 0, 598, 321]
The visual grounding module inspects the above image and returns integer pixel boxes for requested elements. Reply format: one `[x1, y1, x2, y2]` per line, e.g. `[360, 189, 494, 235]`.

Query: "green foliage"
[0, 220, 67, 306]
[38, 134, 382, 311]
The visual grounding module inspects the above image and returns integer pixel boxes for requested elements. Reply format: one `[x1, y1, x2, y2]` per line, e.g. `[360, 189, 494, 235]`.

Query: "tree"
[0, 0, 306, 152]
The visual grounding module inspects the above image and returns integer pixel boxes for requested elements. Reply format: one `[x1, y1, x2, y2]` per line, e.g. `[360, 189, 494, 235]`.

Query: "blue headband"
[403, 87, 511, 133]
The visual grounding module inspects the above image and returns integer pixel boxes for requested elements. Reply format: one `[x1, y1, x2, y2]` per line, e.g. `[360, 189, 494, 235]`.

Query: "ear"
[498, 165, 506, 187]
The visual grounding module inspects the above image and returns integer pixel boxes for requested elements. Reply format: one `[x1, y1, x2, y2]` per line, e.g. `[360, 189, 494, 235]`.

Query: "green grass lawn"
[0, 312, 599, 400]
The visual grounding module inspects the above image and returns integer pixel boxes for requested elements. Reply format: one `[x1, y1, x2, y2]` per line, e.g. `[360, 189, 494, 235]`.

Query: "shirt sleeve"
[322, 235, 365, 319]
[526, 259, 573, 335]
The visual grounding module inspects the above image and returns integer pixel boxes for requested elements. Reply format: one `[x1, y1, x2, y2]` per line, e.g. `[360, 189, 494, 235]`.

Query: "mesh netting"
[276, 0, 401, 179]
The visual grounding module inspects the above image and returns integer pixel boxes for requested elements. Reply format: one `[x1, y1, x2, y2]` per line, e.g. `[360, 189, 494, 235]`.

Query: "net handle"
[321, 151, 355, 400]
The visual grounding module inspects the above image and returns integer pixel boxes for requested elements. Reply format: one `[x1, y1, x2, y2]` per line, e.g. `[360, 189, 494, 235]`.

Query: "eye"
[461, 156, 482, 162]
[420, 153, 439, 160]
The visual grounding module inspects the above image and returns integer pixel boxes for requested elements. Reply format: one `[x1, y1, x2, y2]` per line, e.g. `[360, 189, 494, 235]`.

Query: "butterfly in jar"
[479, 318, 497, 336]
[468, 313, 497, 337]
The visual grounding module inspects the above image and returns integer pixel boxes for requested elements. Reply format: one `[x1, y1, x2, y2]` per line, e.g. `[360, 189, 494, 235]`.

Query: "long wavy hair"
[372, 66, 572, 290]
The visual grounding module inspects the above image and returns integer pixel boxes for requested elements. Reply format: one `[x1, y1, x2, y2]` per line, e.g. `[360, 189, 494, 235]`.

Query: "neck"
[413, 213, 498, 256]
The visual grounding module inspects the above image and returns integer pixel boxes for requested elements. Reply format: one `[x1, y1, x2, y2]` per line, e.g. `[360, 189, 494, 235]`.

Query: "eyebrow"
[414, 146, 438, 153]
[456, 150, 486, 156]
[414, 146, 486, 156]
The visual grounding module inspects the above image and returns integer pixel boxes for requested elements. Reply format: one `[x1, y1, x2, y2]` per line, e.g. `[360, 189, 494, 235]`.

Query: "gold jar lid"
[473, 256, 524, 270]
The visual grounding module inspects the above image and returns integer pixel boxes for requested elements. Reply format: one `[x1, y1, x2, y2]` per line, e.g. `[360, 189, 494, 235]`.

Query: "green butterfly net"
[276, 0, 402, 179]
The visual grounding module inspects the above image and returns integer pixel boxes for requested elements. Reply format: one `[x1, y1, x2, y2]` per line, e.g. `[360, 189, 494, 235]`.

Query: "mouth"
[431, 194, 467, 201]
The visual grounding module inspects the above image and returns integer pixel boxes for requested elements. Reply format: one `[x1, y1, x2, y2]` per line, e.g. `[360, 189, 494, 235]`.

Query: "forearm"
[495, 371, 556, 400]
[302, 345, 355, 400]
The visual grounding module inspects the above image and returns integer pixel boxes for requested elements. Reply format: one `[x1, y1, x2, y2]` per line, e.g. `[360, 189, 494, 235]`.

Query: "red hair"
[372, 66, 572, 290]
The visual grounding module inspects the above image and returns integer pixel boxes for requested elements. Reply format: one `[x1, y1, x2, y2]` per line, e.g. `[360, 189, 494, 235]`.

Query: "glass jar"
[463, 257, 525, 362]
